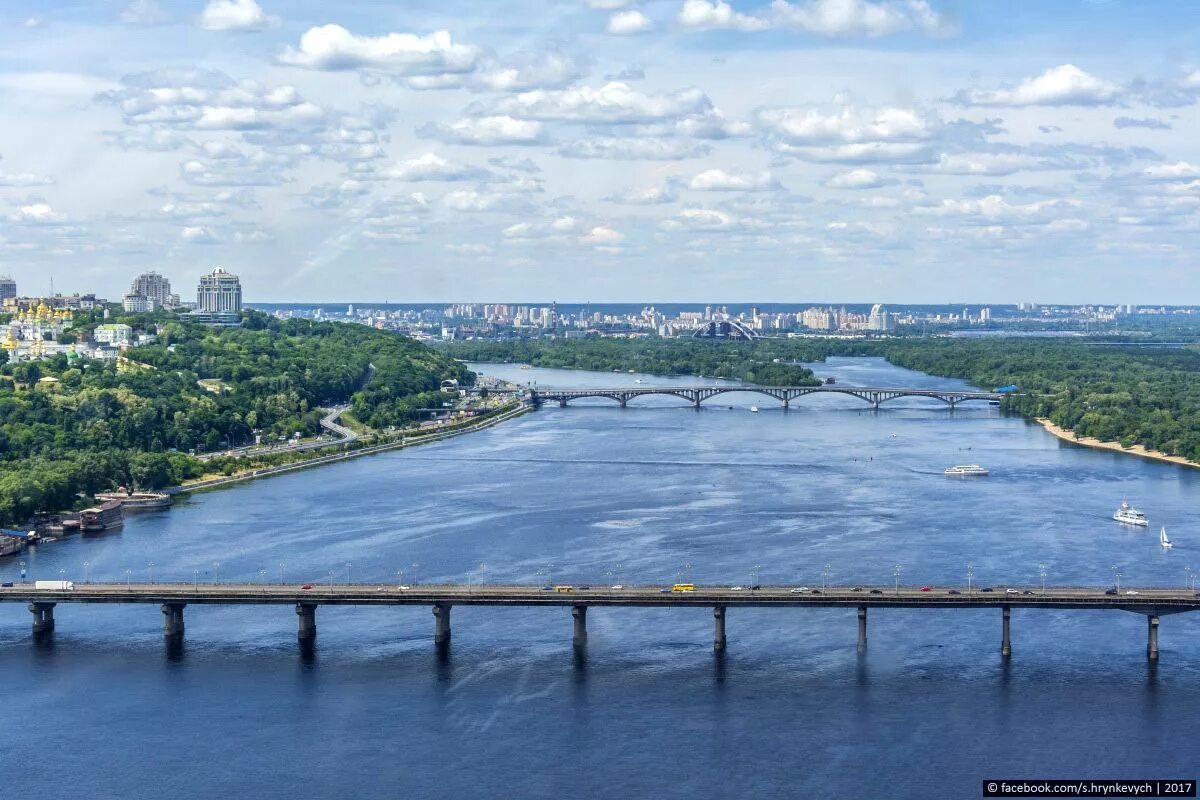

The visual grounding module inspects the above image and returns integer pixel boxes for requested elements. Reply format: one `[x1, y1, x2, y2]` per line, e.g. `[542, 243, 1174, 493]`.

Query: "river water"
[2, 357, 1198, 798]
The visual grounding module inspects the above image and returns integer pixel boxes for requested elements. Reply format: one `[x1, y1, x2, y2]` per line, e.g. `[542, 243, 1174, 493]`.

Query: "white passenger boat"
[1113, 500, 1148, 527]
[944, 465, 988, 476]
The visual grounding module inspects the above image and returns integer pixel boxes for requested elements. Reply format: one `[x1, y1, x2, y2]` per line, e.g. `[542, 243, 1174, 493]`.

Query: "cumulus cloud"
[418, 115, 545, 145]
[0, 157, 55, 187]
[479, 81, 711, 123]
[605, 184, 677, 204]
[389, 153, 496, 182]
[300, 180, 370, 209]
[688, 168, 779, 191]
[1141, 162, 1200, 180]
[954, 64, 1123, 107]
[756, 104, 961, 162]
[659, 207, 765, 231]
[608, 10, 654, 34]
[181, 225, 220, 243]
[279, 25, 480, 76]
[444, 243, 493, 256]
[677, 0, 952, 36]
[827, 168, 891, 188]
[197, 0, 277, 31]
[9, 203, 65, 224]
[558, 137, 711, 160]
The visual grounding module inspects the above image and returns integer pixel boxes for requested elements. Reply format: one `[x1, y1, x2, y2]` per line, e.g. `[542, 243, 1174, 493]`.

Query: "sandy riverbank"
[1036, 418, 1200, 470]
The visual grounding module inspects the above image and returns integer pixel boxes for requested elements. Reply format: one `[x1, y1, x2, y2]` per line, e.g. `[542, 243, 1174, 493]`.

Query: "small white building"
[94, 323, 133, 346]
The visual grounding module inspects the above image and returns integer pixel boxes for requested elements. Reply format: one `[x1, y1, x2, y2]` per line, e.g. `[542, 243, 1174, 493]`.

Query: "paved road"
[4, 583, 1198, 611]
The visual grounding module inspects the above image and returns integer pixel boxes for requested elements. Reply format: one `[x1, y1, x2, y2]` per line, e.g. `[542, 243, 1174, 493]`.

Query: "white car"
[610, 585, 624, 590]
[790, 587, 810, 593]
[730, 586, 744, 591]
[398, 585, 410, 590]
[1005, 588, 1020, 594]
[1125, 590, 1139, 596]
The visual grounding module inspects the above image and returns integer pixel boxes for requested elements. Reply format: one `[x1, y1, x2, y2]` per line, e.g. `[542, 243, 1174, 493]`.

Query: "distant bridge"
[688, 320, 761, 340]
[528, 385, 1005, 410]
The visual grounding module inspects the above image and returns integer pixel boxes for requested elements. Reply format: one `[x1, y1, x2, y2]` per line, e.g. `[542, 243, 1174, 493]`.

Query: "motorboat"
[944, 465, 988, 476]
[750, 405, 759, 413]
[1113, 499, 1148, 527]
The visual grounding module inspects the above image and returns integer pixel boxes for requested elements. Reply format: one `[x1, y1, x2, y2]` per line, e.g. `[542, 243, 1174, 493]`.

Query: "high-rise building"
[867, 304, 896, 332]
[197, 267, 242, 313]
[0, 275, 15, 304]
[129, 271, 174, 309]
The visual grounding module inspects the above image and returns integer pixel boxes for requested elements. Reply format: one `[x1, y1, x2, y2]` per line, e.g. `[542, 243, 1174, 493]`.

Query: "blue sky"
[1, 0, 1198, 303]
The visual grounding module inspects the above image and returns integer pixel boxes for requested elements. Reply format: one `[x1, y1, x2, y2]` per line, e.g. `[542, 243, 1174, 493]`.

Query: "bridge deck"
[3, 584, 1195, 612]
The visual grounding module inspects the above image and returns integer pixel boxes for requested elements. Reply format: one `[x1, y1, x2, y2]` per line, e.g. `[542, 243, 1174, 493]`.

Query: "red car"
[919, 586, 932, 592]
[301, 584, 313, 590]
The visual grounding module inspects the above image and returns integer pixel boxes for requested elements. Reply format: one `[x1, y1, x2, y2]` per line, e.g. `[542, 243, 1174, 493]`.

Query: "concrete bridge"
[528, 385, 1005, 410]
[3, 583, 1192, 661]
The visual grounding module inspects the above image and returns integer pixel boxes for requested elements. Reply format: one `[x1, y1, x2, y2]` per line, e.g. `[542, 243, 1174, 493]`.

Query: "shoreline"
[1036, 418, 1200, 470]
[172, 401, 531, 495]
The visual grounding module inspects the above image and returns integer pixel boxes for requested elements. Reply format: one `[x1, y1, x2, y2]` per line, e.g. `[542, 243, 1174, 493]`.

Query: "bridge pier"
[433, 603, 452, 646]
[713, 606, 726, 652]
[572, 605, 587, 648]
[619, 397, 627, 408]
[857, 607, 867, 653]
[559, 399, 568, 408]
[693, 397, 702, 409]
[1001, 606, 1011, 658]
[28, 602, 55, 634]
[161, 603, 185, 638]
[296, 603, 316, 642]
[781, 398, 789, 410]
[1147, 615, 1159, 660]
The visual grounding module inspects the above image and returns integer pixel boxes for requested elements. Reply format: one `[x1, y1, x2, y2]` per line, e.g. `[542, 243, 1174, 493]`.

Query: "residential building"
[94, 323, 133, 346]
[130, 271, 175, 309]
[123, 293, 152, 313]
[0, 275, 15, 304]
[196, 267, 242, 313]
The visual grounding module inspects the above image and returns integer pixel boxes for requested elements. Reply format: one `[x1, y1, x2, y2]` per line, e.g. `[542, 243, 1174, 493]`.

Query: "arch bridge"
[528, 385, 1005, 410]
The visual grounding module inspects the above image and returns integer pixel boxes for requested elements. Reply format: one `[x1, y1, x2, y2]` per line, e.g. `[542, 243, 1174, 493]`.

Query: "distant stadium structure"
[688, 320, 760, 340]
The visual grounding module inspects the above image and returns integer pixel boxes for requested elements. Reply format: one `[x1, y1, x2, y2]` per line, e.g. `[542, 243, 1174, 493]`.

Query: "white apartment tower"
[197, 267, 242, 313]
[130, 271, 174, 309]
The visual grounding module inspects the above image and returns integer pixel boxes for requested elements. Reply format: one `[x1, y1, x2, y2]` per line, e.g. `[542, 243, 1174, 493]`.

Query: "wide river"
[3, 358, 1198, 798]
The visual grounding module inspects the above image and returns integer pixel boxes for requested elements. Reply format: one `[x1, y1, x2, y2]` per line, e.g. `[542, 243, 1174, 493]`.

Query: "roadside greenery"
[0, 309, 471, 525]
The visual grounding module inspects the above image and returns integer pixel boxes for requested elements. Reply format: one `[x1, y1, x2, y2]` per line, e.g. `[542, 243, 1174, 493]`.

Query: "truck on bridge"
[993, 384, 1019, 394]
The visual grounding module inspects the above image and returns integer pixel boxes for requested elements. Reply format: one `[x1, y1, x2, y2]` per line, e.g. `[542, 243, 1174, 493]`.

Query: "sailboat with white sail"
[1160, 526, 1173, 549]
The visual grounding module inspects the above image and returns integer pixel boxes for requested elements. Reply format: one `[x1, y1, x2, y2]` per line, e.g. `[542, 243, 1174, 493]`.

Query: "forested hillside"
[0, 311, 471, 525]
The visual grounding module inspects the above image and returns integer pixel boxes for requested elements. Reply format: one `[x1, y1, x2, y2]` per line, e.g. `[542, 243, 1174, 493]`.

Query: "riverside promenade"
[4, 582, 1195, 660]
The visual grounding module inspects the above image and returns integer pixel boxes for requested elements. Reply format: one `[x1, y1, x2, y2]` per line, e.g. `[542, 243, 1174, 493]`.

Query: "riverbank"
[172, 401, 531, 495]
[1036, 418, 1200, 470]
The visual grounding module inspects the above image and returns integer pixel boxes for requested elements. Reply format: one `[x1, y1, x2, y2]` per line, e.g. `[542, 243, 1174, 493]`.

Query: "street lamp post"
[19, 560, 26, 583]
[411, 563, 420, 586]
[279, 562, 285, 585]
[125, 569, 132, 590]
[1112, 565, 1121, 593]
[193, 570, 199, 590]
[84, 561, 91, 585]
[751, 564, 762, 588]
[894, 565, 902, 595]
[967, 564, 974, 595]
[1186, 566, 1195, 592]
[1038, 564, 1047, 596]
[822, 564, 830, 590]
[148, 561, 155, 584]
[345, 562, 352, 585]
[59, 568, 66, 586]
[214, 562, 221, 585]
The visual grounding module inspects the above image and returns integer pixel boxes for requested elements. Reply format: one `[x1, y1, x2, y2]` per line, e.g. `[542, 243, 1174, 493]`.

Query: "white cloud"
[580, 225, 624, 245]
[688, 168, 778, 191]
[280, 25, 480, 76]
[9, 203, 64, 224]
[677, 0, 952, 36]
[418, 116, 545, 145]
[827, 168, 888, 188]
[955, 64, 1123, 107]
[588, 0, 637, 8]
[1142, 162, 1200, 180]
[197, 0, 277, 32]
[606, 184, 677, 204]
[756, 104, 950, 162]
[608, 10, 654, 35]
[481, 82, 711, 123]
[471, 52, 585, 92]
[0, 159, 55, 187]
[181, 225, 220, 243]
[559, 137, 711, 160]
[121, 0, 168, 24]
[389, 153, 495, 182]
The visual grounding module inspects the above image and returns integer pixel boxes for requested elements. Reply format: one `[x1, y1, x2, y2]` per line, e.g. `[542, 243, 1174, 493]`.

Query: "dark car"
[1105, 588, 1118, 595]
[578, 585, 591, 590]
[980, 587, 994, 592]
[1022, 590, 1034, 595]
[1, 581, 12, 588]
[659, 588, 672, 593]
[947, 589, 961, 595]
[811, 589, 822, 594]
[541, 586, 554, 591]
[869, 589, 883, 595]
[750, 584, 761, 591]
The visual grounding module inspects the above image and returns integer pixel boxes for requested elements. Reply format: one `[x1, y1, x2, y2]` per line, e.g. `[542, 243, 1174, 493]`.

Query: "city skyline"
[1, 1, 1199, 302]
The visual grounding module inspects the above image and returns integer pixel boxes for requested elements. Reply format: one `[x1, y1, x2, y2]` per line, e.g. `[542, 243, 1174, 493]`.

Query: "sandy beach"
[1036, 418, 1200, 470]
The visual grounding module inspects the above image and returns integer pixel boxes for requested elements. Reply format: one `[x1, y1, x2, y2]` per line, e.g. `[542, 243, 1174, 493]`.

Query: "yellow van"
[554, 585, 575, 593]
[672, 583, 695, 593]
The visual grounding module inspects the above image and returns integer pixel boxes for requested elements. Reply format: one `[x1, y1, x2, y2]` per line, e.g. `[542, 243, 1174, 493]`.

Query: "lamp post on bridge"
[213, 561, 221, 585]
[279, 562, 285, 585]
[1038, 564, 1047, 596]
[894, 565, 901, 595]
[148, 561, 155, 584]
[1186, 566, 1195, 593]
[822, 564, 830, 590]
[967, 564, 974, 595]
[83, 561, 91, 585]
[1111, 565, 1121, 593]
[345, 562, 352, 585]
[751, 565, 761, 588]
[193, 570, 199, 590]
[125, 569, 132, 590]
